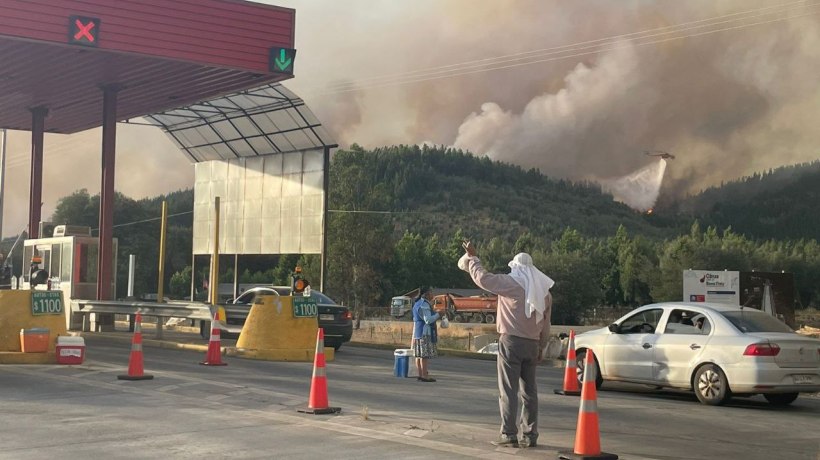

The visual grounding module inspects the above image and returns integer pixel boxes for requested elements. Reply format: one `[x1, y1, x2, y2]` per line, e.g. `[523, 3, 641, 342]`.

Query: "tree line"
[8, 144, 817, 325]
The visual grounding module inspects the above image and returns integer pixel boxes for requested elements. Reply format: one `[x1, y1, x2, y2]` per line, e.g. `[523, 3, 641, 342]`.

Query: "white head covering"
[507, 253, 554, 323]
[457, 252, 472, 271]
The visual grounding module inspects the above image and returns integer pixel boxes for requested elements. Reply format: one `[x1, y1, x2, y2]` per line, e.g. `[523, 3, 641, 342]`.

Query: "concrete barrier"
[352, 320, 601, 358]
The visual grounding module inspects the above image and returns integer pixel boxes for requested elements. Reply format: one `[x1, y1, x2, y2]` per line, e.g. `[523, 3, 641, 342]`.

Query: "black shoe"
[520, 433, 538, 448]
[491, 436, 519, 448]
[418, 376, 436, 382]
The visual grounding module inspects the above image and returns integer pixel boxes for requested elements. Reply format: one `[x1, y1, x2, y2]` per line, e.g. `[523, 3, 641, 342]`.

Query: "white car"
[573, 302, 820, 406]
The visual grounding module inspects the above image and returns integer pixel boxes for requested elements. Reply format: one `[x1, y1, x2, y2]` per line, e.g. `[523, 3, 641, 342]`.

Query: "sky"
[3, 0, 820, 238]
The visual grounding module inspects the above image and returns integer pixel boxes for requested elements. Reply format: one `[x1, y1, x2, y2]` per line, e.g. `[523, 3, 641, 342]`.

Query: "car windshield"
[721, 309, 793, 333]
[234, 287, 338, 305]
[263, 287, 338, 305]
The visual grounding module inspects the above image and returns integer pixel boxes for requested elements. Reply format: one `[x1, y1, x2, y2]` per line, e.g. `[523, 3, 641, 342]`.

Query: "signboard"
[68, 16, 100, 47]
[31, 291, 64, 316]
[739, 272, 795, 328]
[269, 47, 296, 74]
[292, 296, 317, 318]
[683, 270, 796, 328]
[682, 270, 739, 305]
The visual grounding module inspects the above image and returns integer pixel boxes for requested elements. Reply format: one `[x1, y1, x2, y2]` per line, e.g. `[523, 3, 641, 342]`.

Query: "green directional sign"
[292, 296, 317, 318]
[269, 47, 296, 75]
[31, 291, 63, 316]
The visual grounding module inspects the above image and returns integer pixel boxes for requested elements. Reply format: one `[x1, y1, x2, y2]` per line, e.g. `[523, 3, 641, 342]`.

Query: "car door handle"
[690, 344, 701, 350]
[642, 343, 652, 349]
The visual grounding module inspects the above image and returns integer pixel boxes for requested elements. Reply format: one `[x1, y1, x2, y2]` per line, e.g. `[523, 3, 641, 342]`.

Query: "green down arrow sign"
[269, 47, 296, 74]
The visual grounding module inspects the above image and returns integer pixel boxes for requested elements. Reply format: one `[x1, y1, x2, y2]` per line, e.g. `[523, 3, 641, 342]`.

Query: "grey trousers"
[497, 333, 540, 437]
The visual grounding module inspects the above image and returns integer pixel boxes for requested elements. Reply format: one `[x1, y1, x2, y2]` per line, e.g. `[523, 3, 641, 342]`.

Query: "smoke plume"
[284, 0, 820, 208]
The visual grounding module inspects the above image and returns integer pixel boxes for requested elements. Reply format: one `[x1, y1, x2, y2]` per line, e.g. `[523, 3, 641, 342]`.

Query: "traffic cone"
[118, 313, 154, 381]
[558, 350, 618, 460]
[297, 328, 341, 415]
[555, 329, 581, 396]
[200, 314, 227, 366]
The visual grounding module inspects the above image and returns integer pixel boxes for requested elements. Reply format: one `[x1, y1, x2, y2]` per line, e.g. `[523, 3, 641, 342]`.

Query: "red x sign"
[68, 16, 100, 47]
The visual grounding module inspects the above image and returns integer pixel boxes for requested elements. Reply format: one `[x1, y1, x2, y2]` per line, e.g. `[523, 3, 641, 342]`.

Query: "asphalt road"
[1, 335, 818, 459]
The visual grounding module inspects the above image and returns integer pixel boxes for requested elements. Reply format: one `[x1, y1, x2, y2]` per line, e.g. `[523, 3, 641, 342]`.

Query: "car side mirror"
[557, 332, 568, 340]
[607, 323, 619, 333]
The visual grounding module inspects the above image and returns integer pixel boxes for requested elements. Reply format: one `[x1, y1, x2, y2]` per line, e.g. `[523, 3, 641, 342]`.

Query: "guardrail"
[70, 299, 248, 337]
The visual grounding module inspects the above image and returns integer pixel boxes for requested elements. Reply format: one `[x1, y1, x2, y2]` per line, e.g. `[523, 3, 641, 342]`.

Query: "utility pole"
[0, 128, 6, 241]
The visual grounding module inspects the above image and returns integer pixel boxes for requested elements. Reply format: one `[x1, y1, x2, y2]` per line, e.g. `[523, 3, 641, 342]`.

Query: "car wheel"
[763, 393, 798, 406]
[575, 349, 603, 390]
[694, 364, 731, 405]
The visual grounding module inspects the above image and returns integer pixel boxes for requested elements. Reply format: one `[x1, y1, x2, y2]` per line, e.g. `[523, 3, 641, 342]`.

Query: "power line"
[322, 0, 812, 91]
[328, 209, 442, 215]
[309, 2, 820, 96]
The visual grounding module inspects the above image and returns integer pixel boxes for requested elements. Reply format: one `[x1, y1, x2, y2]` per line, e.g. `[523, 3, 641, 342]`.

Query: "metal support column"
[97, 84, 121, 308]
[28, 107, 48, 238]
[320, 146, 329, 292]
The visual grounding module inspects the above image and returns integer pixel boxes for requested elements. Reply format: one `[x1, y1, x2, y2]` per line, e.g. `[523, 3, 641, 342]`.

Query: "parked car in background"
[573, 302, 820, 406]
[226, 286, 353, 350]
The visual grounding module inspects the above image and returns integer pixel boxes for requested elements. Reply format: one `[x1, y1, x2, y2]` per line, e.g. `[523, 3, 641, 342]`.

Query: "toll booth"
[21, 229, 117, 330]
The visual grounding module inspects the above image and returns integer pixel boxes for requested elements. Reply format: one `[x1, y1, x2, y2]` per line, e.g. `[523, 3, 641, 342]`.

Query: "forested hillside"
[334, 144, 677, 242]
[663, 161, 820, 241]
[7, 145, 819, 325]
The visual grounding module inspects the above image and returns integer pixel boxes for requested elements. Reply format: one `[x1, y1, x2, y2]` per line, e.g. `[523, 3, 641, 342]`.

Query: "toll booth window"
[74, 243, 98, 283]
[61, 242, 72, 283]
[50, 244, 60, 275]
[22, 246, 33, 282]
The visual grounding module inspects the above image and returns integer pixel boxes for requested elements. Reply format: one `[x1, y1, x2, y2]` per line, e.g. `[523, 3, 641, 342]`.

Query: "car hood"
[576, 327, 610, 338]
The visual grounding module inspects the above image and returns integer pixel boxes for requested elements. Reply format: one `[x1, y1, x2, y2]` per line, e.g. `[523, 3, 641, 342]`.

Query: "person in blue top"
[412, 286, 440, 382]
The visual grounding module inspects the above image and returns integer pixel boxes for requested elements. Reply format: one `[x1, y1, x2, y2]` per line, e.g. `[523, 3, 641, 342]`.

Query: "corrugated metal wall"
[0, 0, 294, 72]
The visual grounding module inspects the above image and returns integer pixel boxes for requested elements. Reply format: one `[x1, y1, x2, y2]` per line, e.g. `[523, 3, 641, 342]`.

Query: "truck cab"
[390, 295, 413, 318]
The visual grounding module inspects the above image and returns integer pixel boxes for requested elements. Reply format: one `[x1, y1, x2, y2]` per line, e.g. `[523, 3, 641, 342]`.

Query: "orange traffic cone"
[559, 349, 618, 460]
[297, 328, 341, 415]
[118, 313, 154, 381]
[555, 329, 581, 396]
[200, 314, 227, 366]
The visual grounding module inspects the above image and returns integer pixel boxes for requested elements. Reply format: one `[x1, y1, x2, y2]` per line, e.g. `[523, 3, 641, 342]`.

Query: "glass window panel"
[228, 140, 255, 157]
[281, 174, 302, 197]
[282, 152, 302, 175]
[247, 135, 275, 155]
[176, 127, 210, 147]
[263, 155, 283, 176]
[283, 130, 314, 150]
[250, 113, 276, 133]
[211, 120, 241, 140]
[267, 110, 302, 131]
[60, 242, 72, 283]
[231, 117, 262, 137]
[297, 106, 321, 125]
[303, 150, 324, 172]
[229, 94, 260, 110]
[303, 171, 323, 194]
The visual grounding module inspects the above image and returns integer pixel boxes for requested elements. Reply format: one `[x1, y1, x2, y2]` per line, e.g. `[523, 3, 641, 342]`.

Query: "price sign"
[292, 296, 317, 318]
[32, 291, 63, 315]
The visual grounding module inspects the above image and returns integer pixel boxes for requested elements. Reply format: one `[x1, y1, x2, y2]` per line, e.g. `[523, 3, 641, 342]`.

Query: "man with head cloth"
[459, 241, 554, 449]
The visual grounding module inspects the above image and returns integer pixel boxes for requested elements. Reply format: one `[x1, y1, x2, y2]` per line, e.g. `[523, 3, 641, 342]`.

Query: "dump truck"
[432, 293, 498, 324]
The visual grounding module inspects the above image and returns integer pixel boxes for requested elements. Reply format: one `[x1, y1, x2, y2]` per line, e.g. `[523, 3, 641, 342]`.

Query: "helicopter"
[645, 150, 675, 160]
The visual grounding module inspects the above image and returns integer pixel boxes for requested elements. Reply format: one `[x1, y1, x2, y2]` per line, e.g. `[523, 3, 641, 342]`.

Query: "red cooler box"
[56, 336, 86, 364]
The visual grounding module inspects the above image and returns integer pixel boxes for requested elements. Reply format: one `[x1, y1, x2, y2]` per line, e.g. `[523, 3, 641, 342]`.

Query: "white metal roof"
[145, 83, 337, 162]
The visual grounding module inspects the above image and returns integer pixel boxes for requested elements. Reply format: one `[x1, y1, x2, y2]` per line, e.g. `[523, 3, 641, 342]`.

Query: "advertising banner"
[683, 270, 796, 329]
[739, 272, 795, 329]
[683, 270, 740, 305]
